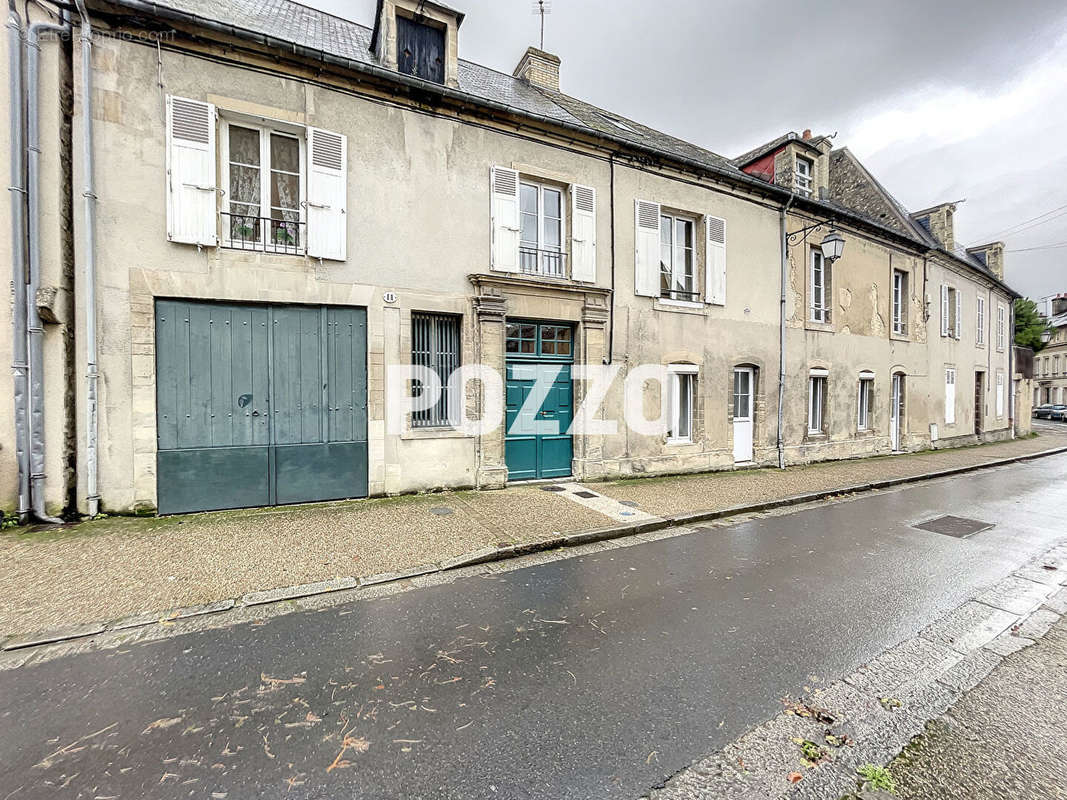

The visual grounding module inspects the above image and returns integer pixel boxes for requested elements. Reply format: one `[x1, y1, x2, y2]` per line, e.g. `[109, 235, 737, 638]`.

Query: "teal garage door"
[155, 300, 368, 514]
[504, 321, 574, 481]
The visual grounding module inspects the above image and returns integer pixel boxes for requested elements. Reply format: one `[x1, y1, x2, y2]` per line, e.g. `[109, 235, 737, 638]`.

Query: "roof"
[732, 131, 824, 167]
[96, 0, 1017, 296]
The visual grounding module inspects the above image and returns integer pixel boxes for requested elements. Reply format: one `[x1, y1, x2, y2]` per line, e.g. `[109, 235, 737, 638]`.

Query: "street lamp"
[820, 229, 845, 262]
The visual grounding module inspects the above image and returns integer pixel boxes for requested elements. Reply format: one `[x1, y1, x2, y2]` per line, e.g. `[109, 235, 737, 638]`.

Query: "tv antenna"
[531, 0, 551, 50]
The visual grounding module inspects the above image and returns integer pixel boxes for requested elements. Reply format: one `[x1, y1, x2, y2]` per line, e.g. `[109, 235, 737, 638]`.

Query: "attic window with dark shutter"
[397, 14, 446, 84]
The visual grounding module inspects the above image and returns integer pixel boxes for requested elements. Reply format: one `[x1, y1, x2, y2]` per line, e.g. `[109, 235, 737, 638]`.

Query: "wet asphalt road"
[2, 455, 1066, 800]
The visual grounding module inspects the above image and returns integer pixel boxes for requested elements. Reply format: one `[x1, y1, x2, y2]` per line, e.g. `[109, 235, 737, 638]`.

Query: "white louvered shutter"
[940, 285, 949, 337]
[490, 166, 520, 272]
[634, 200, 661, 297]
[166, 95, 216, 246]
[570, 184, 597, 282]
[954, 290, 962, 339]
[307, 128, 347, 261]
[705, 214, 726, 305]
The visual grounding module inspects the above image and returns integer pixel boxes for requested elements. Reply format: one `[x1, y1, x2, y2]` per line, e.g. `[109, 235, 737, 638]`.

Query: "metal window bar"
[519, 245, 566, 276]
[412, 313, 460, 427]
[221, 212, 305, 255]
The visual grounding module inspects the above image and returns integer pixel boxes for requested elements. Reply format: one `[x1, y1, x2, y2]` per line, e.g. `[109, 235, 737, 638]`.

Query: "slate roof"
[732, 131, 824, 167]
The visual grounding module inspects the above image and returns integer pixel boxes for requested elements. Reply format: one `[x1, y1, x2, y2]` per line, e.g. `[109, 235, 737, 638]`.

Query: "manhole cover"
[429, 506, 453, 516]
[913, 515, 993, 538]
[573, 491, 598, 499]
[619, 500, 639, 508]
[540, 485, 566, 492]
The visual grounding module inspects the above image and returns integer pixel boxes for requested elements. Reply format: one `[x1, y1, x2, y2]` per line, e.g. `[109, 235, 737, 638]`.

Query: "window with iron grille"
[411, 313, 461, 427]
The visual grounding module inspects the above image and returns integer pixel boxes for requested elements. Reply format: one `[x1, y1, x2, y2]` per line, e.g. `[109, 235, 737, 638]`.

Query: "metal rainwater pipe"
[25, 11, 70, 523]
[776, 194, 795, 469]
[74, 0, 98, 516]
[7, 4, 30, 522]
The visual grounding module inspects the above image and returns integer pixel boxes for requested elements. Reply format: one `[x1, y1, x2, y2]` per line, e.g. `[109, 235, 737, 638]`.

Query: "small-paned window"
[659, 214, 696, 301]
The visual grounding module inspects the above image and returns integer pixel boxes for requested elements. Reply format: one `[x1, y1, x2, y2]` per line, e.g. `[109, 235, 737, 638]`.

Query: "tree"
[1014, 298, 1051, 352]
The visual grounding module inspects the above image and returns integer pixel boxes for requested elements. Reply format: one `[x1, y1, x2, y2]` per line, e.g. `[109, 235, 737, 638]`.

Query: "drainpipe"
[7, 5, 30, 522]
[1008, 300, 1015, 438]
[74, 0, 98, 516]
[776, 195, 795, 469]
[25, 12, 70, 523]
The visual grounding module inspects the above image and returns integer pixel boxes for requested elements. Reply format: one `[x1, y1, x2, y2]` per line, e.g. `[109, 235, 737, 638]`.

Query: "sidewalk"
[885, 614, 1067, 800]
[1, 430, 1065, 641]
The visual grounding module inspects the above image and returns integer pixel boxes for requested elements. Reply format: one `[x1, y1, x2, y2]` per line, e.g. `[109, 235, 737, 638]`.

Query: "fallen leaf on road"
[142, 717, 183, 734]
[787, 772, 803, 784]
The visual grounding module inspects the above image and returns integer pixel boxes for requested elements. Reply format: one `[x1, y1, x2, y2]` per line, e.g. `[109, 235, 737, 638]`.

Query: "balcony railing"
[221, 212, 306, 255]
[519, 245, 566, 277]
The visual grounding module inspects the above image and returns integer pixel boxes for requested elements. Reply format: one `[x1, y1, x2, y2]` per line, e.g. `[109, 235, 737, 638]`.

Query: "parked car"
[1051, 405, 1067, 422]
[1035, 404, 1055, 419]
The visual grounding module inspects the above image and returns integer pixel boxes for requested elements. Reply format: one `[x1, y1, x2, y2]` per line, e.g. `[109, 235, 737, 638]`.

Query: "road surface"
[2, 454, 1065, 799]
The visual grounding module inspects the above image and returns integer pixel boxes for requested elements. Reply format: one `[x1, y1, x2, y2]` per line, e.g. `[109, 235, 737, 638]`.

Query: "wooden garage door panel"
[156, 300, 367, 514]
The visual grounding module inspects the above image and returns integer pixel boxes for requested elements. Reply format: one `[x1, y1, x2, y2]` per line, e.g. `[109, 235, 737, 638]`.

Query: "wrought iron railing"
[519, 246, 566, 277]
[660, 288, 701, 302]
[221, 212, 305, 255]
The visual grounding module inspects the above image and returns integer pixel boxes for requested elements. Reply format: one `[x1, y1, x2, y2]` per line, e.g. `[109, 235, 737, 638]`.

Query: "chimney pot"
[802, 129, 812, 140]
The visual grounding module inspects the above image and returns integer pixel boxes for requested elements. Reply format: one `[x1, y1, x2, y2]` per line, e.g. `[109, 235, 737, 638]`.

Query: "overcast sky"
[309, 0, 1067, 304]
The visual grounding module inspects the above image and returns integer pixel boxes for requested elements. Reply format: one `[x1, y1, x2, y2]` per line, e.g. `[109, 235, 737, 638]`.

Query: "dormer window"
[372, 0, 462, 88]
[795, 156, 813, 198]
[396, 13, 446, 84]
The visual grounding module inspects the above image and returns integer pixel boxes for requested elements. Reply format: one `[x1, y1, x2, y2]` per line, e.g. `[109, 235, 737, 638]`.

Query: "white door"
[732, 367, 754, 463]
[890, 374, 903, 451]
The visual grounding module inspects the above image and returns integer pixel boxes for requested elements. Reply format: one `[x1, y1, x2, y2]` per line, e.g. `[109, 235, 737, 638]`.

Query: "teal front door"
[504, 321, 574, 481]
[155, 300, 368, 514]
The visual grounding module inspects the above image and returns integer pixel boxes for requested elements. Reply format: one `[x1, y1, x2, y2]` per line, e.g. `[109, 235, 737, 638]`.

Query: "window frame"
[519, 180, 567, 277]
[794, 156, 813, 198]
[667, 363, 698, 444]
[659, 213, 697, 302]
[892, 269, 908, 335]
[945, 367, 957, 425]
[808, 370, 828, 435]
[942, 285, 959, 338]
[410, 312, 462, 429]
[976, 296, 986, 346]
[219, 117, 307, 254]
[857, 375, 874, 431]
[810, 248, 831, 323]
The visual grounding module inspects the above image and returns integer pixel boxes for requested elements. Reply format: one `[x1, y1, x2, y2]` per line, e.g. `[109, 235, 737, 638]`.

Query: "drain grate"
[429, 506, 453, 516]
[573, 490, 598, 499]
[913, 515, 994, 539]
[540, 485, 566, 492]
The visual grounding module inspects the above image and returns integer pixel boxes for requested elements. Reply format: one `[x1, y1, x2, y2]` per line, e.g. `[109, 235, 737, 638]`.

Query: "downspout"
[606, 153, 615, 364]
[776, 194, 795, 469]
[74, 0, 98, 516]
[1008, 300, 1015, 438]
[7, 4, 30, 522]
[25, 11, 70, 523]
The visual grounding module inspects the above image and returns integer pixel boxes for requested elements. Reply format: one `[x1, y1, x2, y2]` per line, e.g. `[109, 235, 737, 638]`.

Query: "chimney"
[914, 202, 957, 252]
[513, 46, 560, 92]
[802, 128, 812, 140]
[966, 241, 1006, 281]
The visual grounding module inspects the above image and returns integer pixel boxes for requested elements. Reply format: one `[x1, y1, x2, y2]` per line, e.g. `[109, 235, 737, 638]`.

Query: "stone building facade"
[0, 0, 1018, 518]
[1035, 296, 1067, 406]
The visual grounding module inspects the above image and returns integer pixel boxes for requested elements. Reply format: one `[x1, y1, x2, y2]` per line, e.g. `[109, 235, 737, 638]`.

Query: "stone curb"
[3, 442, 1065, 655]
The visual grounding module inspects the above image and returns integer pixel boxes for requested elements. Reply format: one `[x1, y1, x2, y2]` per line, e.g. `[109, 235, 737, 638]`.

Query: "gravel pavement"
[595, 432, 1067, 518]
[886, 614, 1067, 799]
[1, 430, 1063, 639]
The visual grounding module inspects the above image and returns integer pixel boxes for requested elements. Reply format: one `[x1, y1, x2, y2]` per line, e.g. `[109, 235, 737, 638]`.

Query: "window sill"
[890, 330, 909, 342]
[805, 320, 834, 333]
[400, 427, 474, 441]
[490, 268, 576, 285]
[654, 298, 706, 315]
[665, 437, 696, 447]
